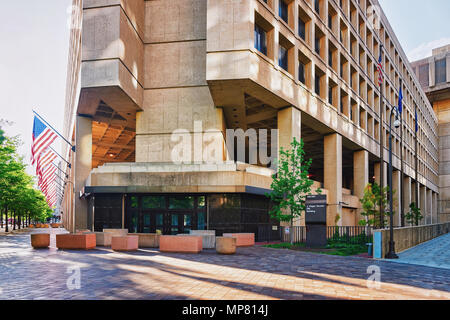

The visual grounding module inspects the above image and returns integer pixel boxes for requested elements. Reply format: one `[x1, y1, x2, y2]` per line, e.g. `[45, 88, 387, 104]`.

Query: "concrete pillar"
[277, 107, 301, 153]
[277, 107, 301, 226]
[324, 133, 342, 226]
[419, 185, 426, 226]
[374, 161, 387, 187]
[433, 192, 438, 224]
[403, 176, 411, 221]
[353, 150, 368, 225]
[427, 189, 432, 224]
[392, 170, 401, 227]
[73, 115, 92, 233]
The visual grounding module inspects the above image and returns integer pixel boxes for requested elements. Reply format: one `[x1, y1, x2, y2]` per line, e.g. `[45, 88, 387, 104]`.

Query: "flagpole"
[379, 44, 385, 229]
[52, 162, 69, 179]
[49, 146, 72, 168]
[399, 79, 405, 227]
[415, 104, 419, 214]
[33, 110, 76, 152]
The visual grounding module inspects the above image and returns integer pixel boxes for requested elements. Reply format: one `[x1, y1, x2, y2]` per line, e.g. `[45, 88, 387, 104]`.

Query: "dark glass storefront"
[90, 193, 280, 241]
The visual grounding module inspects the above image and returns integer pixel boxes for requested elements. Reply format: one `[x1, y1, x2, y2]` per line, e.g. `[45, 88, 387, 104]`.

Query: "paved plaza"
[0, 229, 449, 300]
[391, 233, 450, 270]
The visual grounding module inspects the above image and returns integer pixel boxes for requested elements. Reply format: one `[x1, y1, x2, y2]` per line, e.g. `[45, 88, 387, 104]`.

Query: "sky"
[0, 0, 449, 176]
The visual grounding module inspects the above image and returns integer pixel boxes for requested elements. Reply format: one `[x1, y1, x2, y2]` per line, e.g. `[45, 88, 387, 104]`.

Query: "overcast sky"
[0, 0, 449, 176]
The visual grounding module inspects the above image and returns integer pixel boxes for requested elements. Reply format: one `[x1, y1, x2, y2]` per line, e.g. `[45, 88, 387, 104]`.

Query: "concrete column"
[324, 133, 342, 226]
[419, 185, 426, 226]
[392, 170, 401, 227]
[374, 161, 387, 187]
[277, 107, 301, 227]
[277, 107, 301, 153]
[73, 115, 92, 232]
[427, 189, 432, 224]
[353, 150, 368, 225]
[433, 192, 438, 223]
[403, 176, 411, 220]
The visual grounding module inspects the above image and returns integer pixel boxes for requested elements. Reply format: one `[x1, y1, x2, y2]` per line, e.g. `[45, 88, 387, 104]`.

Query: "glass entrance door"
[168, 212, 193, 235]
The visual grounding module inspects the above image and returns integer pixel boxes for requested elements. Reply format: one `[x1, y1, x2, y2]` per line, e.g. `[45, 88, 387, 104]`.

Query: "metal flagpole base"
[385, 242, 399, 259]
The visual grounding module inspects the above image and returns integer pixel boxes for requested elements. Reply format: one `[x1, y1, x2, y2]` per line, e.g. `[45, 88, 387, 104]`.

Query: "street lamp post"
[386, 106, 400, 259]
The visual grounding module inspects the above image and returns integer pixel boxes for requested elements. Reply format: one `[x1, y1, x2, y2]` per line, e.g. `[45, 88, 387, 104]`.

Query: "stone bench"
[160, 235, 202, 253]
[134, 233, 160, 248]
[31, 233, 50, 249]
[95, 229, 128, 246]
[56, 233, 96, 250]
[111, 235, 139, 251]
[216, 237, 236, 255]
[188, 230, 216, 249]
[223, 233, 255, 247]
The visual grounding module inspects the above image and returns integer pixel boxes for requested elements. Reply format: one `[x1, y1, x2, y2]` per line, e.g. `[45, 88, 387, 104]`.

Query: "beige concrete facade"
[61, 0, 439, 232]
[412, 44, 450, 223]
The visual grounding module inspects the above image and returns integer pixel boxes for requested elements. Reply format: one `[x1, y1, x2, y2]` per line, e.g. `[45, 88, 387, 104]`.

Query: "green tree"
[359, 182, 394, 228]
[266, 137, 318, 243]
[405, 202, 423, 226]
[0, 127, 52, 231]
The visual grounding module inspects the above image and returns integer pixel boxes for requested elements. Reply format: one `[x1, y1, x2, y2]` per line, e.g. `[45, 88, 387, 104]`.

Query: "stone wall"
[373, 222, 450, 258]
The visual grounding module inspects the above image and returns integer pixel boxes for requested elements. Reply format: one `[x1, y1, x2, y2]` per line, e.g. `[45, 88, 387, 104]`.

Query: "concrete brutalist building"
[411, 44, 450, 223]
[61, 0, 440, 239]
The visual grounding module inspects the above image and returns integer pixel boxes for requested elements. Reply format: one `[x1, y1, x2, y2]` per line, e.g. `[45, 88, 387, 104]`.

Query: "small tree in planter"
[359, 182, 392, 229]
[266, 138, 318, 244]
[405, 202, 423, 226]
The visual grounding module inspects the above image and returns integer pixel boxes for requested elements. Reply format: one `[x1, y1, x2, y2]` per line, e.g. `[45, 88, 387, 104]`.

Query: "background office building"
[61, 0, 439, 239]
[412, 44, 450, 223]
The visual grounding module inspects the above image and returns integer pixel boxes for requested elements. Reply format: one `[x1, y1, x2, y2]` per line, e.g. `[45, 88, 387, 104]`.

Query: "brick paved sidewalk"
[0, 229, 449, 300]
[389, 233, 450, 270]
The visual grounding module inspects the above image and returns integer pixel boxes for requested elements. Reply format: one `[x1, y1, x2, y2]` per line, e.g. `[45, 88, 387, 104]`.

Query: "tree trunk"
[5, 207, 8, 232]
[13, 210, 16, 230]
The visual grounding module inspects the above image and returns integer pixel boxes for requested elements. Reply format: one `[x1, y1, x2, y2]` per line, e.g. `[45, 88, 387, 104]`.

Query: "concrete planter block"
[134, 233, 160, 248]
[56, 233, 96, 250]
[189, 230, 216, 249]
[223, 233, 255, 247]
[111, 236, 139, 251]
[103, 229, 128, 236]
[216, 237, 236, 254]
[31, 233, 50, 249]
[95, 232, 114, 246]
[160, 235, 202, 253]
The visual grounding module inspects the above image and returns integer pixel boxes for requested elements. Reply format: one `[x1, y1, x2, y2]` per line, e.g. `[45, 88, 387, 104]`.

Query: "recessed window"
[299, 17, 306, 40]
[315, 0, 320, 15]
[254, 24, 267, 55]
[435, 58, 446, 84]
[315, 36, 320, 55]
[279, 0, 288, 23]
[279, 45, 288, 71]
[299, 61, 305, 84]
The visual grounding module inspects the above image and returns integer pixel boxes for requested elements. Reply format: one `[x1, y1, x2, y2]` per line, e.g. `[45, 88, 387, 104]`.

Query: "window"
[315, 0, 320, 15]
[279, 0, 288, 23]
[328, 49, 333, 68]
[315, 36, 320, 55]
[435, 59, 446, 84]
[328, 15, 332, 29]
[279, 45, 288, 71]
[299, 17, 306, 40]
[329, 86, 333, 105]
[299, 61, 305, 84]
[315, 72, 321, 96]
[254, 24, 267, 55]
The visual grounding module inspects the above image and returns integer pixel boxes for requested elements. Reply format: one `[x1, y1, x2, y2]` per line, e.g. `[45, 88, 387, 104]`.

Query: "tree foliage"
[359, 182, 393, 228]
[0, 126, 52, 230]
[266, 138, 318, 223]
[405, 202, 423, 226]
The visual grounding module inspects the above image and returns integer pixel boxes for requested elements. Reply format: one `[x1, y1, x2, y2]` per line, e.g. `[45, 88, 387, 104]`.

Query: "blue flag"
[398, 86, 403, 114]
[415, 109, 418, 133]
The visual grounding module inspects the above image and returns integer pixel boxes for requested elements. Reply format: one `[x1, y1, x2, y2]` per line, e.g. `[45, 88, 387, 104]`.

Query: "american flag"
[36, 148, 57, 179]
[377, 52, 384, 87]
[31, 116, 57, 165]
